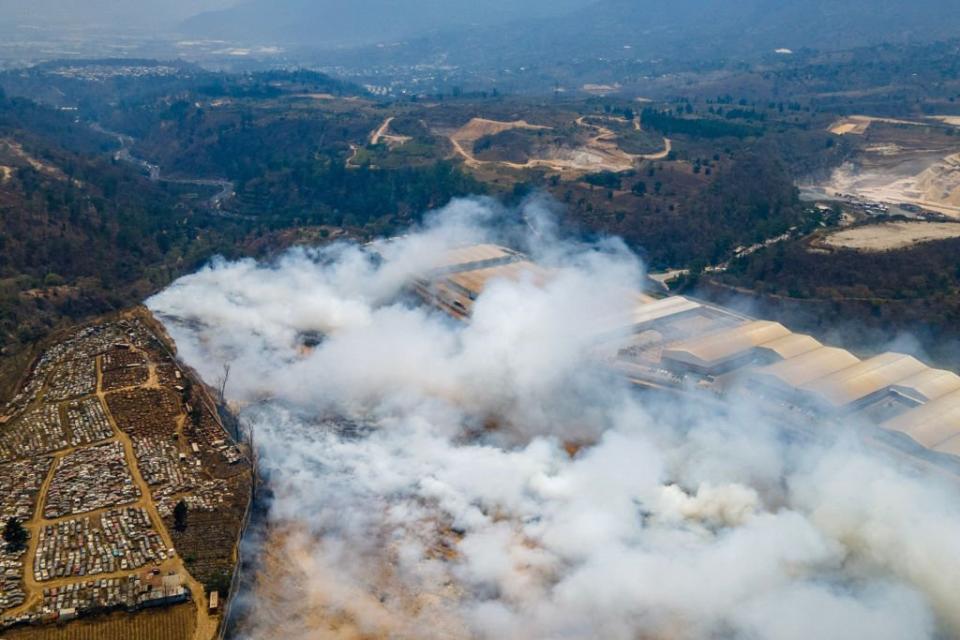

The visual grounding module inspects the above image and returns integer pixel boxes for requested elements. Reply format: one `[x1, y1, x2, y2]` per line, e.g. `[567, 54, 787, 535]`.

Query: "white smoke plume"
[148, 197, 959, 640]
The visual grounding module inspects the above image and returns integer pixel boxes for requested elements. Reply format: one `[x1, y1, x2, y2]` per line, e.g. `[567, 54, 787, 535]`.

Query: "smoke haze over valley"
[4, 2, 960, 639]
[148, 199, 960, 639]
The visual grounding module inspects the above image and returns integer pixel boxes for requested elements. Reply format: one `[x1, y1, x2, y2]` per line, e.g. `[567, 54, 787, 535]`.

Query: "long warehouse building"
[413, 243, 960, 467]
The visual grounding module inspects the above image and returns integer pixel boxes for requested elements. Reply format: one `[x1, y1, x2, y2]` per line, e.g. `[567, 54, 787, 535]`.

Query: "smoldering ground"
[149, 197, 960, 640]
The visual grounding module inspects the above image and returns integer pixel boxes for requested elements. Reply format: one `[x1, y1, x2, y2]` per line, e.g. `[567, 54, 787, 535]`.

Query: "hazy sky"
[3, 0, 239, 28]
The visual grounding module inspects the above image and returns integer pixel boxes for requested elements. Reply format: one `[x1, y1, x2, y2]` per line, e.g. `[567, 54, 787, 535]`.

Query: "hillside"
[0, 94, 253, 388]
[317, 0, 960, 74]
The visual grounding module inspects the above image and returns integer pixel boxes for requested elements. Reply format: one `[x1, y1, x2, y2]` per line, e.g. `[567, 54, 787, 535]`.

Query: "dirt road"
[6, 351, 218, 640]
[448, 116, 670, 173]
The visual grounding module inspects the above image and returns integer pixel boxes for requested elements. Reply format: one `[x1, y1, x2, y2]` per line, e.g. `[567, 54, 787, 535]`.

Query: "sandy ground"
[928, 116, 960, 127]
[828, 115, 926, 136]
[818, 221, 960, 251]
[582, 83, 621, 95]
[0, 165, 11, 182]
[808, 154, 960, 219]
[447, 117, 670, 174]
[369, 116, 412, 148]
[232, 525, 469, 640]
[0, 140, 70, 181]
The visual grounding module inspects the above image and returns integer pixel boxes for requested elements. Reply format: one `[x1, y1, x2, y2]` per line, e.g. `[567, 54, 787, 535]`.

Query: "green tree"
[3, 517, 28, 552]
[174, 500, 188, 533]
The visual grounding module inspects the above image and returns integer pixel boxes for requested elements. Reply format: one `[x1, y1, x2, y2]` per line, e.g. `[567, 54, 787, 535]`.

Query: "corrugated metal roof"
[431, 244, 517, 269]
[631, 297, 702, 326]
[933, 435, 960, 457]
[890, 368, 960, 403]
[802, 353, 929, 409]
[752, 347, 861, 390]
[883, 389, 960, 450]
[662, 320, 791, 369]
[755, 333, 823, 361]
[446, 260, 551, 298]
[597, 296, 703, 337]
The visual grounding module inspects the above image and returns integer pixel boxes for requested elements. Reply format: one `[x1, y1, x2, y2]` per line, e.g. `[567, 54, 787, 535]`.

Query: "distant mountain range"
[4, 0, 236, 29]
[180, 0, 960, 64]
[179, 0, 593, 48]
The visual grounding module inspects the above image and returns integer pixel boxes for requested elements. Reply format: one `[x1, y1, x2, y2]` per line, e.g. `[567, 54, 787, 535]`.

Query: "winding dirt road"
[6, 350, 218, 640]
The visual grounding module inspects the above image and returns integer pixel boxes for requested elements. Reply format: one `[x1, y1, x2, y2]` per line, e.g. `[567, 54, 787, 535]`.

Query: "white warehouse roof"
[662, 320, 791, 372]
[883, 389, 960, 454]
[889, 368, 960, 404]
[801, 352, 929, 410]
[751, 346, 861, 393]
[755, 333, 823, 362]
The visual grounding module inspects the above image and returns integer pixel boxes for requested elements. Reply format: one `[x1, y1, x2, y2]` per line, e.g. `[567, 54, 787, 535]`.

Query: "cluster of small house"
[157, 478, 229, 518]
[0, 458, 52, 613]
[0, 552, 27, 612]
[215, 440, 244, 465]
[44, 358, 97, 403]
[0, 318, 230, 632]
[135, 436, 192, 488]
[34, 507, 166, 582]
[64, 398, 113, 447]
[0, 405, 66, 463]
[21, 570, 189, 627]
[2, 321, 151, 419]
[416, 243, 960, 470]
[44, 442, 140, 519]
[0, 457, 51, 522]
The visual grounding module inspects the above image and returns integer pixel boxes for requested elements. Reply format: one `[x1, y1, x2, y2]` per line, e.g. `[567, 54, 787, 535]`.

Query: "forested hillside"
[0, 94, 248, 382]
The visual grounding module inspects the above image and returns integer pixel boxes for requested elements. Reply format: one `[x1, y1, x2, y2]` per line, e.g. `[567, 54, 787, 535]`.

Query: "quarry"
[804, 117, 960, 220]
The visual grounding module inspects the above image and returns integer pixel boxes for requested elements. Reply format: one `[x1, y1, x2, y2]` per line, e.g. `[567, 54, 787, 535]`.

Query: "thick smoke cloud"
[149, 197, 959, 640]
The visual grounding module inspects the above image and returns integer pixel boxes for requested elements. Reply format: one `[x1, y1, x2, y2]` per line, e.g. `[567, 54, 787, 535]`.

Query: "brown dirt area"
[0, 603, 196, 640]
[447, 117, 669, 175]
[816, 221, 960, 251]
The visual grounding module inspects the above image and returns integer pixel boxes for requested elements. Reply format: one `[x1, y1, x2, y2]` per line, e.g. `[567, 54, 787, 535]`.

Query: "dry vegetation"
[818, 221, 960, 251]
[0, 603, 196, 640]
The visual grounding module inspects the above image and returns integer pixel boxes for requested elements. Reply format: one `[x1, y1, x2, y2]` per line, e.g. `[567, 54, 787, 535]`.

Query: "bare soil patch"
[1, 603, 196, 640]
[817, 221, 960, 252]
[448, 117, 668, 175]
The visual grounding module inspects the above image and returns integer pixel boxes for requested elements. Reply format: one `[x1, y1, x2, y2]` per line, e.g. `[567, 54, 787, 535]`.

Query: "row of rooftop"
[410, 242, 960, 467]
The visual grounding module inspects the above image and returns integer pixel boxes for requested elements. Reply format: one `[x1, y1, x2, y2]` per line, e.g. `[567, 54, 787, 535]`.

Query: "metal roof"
[932, 435, 960, 457]
[884, 390, 960, 451]
[596, 296, 703, 337]
[889, 368, 960, 404]
[752, 346, 861, 390]
[801, 353, 929, 409]
[630, 297, 702, 326]
[662, 320, 791, 369]
[429, 244, 519, 271]
[445, 260, 551, 298]
[754, 333, 823, 361]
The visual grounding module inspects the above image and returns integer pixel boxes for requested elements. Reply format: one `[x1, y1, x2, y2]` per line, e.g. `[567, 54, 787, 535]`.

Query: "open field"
[928, 116, 960, 127]
[817, 221, 960, 251]
[1, 603, 195, 640]
[827, 115, 932, 136]
[369, 116, 412, 148]
[447, 116, 669, 174]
